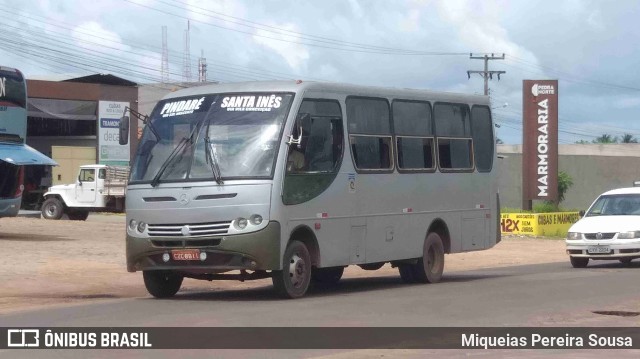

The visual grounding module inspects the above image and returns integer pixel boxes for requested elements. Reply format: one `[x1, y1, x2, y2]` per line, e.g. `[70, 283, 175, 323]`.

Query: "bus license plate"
[587, 246, 611, 254]
[171, 249, 200, 261]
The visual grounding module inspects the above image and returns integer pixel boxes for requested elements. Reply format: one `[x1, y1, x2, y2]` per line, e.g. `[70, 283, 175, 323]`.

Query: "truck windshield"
[130, 92, 293, 184]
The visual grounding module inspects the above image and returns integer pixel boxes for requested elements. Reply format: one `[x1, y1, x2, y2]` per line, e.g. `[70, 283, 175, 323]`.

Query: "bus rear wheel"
[398, 264, 416, 283]
[272, 240, 312, 298]
[143, 270, 183, 298]
[412, 232, 445, 283]
[68, 210, 89, 221]
[311, 266, 344, 284]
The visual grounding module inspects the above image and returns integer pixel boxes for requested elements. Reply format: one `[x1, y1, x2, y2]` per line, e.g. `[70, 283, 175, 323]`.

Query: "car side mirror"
[77, 175, 82, 185]
[579, 210, 585, 217]
[119, 116, 130, 145]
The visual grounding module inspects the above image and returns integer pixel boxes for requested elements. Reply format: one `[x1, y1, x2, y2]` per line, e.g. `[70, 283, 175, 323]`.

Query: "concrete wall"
[498, 144, 640, 210]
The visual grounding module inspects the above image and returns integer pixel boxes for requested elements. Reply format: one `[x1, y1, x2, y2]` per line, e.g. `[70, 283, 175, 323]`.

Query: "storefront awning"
[27, 98, 97, 121]
[0, 143, 58, 166]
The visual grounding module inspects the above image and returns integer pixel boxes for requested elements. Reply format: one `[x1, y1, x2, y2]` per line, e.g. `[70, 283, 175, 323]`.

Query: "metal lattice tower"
[183, 21, 192, 82]
[161, 26, 169, 83]
[198, 50, 207, 83]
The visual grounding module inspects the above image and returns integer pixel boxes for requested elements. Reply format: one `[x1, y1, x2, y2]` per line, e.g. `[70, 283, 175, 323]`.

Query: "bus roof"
[161, 80, 490, 105]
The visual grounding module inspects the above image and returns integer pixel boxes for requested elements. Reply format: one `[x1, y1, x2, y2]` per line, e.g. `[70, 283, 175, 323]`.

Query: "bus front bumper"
[126, 221, 281, 273]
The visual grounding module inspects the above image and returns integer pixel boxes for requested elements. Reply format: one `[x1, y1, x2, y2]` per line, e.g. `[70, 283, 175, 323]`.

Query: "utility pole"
[161, 26, 169, 84]
[467, 53, 506, 95]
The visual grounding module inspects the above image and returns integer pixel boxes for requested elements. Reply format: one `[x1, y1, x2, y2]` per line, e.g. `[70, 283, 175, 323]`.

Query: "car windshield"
[586, 194, 640, 216]
[130, 92, 293, 183]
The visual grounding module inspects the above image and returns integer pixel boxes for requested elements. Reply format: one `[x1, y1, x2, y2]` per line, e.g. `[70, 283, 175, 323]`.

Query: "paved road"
[2, 261, 639, 328]
[3, 261, 640, 359]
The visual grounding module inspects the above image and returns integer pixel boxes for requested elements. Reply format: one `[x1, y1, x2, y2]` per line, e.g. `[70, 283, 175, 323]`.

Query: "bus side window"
[283, 99, 344, 205]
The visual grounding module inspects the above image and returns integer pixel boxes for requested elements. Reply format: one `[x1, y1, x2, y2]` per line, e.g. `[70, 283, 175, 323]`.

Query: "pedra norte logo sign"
[522, 80, 558, 204]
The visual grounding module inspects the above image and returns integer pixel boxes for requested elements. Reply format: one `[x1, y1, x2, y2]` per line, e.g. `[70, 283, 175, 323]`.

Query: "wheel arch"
[288, 224, 320, 267]
[427, 218, 451, 254]
[43, 193, 67, 207]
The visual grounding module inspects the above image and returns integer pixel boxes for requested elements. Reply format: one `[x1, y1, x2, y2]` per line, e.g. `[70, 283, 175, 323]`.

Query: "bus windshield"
[0, 66, 27, 144]
[130, 92, 293, 183]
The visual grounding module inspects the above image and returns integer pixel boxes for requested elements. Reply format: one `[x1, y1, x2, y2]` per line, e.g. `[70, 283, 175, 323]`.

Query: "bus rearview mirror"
[119, 116, 130, 145]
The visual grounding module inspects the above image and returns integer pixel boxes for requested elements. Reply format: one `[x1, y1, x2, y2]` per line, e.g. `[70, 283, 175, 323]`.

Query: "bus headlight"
[567, 232, 581, 240]
[234, 218, 248, 230]
[129, 220, 137, 231]
[137, 222, 147, 233]
[617, 231, 640, 239]
[250, 214, 263, 225]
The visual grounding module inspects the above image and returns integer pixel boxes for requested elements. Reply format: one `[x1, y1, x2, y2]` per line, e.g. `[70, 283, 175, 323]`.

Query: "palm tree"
[593, 134, 618, 144]
[621, 133, 638, 143]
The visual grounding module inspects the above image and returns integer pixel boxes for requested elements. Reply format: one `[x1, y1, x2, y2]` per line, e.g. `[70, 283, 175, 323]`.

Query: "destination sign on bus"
[220, 94, 282, 112]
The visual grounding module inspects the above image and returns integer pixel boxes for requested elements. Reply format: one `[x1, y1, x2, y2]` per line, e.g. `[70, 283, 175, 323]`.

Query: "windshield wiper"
[203, 109, 224, 185]
[150, 137, 188, 187]
[150, 123, 201, 187]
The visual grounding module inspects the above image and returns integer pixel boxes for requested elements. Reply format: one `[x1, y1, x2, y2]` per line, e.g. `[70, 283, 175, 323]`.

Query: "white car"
[566, 187, 640, 268]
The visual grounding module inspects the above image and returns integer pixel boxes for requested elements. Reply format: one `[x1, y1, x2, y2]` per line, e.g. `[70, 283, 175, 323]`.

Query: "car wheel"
[41, 198, 64, 220]
[272, 240, 312, 298]
[619, 258, 633, 265]
[570, 256, 589, 268]
[143, 271, 183, 298]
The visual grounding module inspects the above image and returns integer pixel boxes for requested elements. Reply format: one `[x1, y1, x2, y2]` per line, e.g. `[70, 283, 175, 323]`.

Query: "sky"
[2, 0, 640, 144]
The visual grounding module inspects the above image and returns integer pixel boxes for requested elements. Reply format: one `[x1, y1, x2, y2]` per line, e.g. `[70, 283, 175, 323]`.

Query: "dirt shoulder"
[0, 216, 568, 314]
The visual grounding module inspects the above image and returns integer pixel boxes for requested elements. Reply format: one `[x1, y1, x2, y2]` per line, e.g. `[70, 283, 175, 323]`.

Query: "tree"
[593, 134, 618, 144]
[496, 137, 504, 144]
[557, 171, 573, 204]
[621, 133, 638, 143]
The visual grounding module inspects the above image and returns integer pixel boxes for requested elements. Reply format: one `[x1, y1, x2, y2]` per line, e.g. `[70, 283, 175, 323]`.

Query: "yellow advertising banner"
[500, 212, 580, 237]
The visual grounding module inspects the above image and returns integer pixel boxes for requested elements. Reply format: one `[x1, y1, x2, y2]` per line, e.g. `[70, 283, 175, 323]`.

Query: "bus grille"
[147, 221, 232, 238]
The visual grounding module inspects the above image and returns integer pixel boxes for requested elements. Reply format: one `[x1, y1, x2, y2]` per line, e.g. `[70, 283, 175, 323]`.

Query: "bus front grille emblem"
[179, 193, 190, 206]
[181, 225, 190, 236]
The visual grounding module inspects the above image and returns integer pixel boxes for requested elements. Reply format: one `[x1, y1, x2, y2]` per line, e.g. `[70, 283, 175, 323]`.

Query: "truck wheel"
[68, 210, 89, 221]
[41, 198, 64, 220]
[311, 266, 344, 284]
[570, 256, 589, 268]
[412, 232, 445, 283]
[272, 240, 312, 298]
[143, 271, 183, 298]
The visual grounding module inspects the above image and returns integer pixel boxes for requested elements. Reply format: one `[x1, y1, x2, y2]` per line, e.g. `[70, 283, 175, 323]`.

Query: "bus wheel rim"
[288, 253, 306, 288]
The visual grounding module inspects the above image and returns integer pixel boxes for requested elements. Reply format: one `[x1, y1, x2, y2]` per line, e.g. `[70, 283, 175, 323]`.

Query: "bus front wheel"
[143, 270, 183, 298]
[272, 240, 312, 298]
[412, 232, 445, 283]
